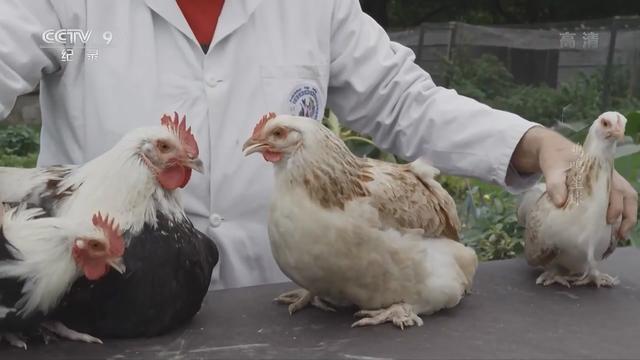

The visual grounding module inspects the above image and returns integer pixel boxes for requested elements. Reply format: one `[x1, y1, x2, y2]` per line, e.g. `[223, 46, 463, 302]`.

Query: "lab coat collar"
[143, 0, 199, 46]
[211, 0, 264, 49]
[143, 0, 263, 52]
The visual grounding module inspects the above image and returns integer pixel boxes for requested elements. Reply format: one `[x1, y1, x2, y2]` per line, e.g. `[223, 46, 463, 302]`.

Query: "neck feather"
[54, 141, 186, 236]
[0, 213, 81, 317]
[275, 128, 370, 209]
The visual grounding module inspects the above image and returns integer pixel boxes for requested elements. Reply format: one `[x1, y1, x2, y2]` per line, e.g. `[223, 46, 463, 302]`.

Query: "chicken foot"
[41, 321, 103, 344]
[352, 303, 424, 330]
[572, 268, 619, 288]
[0, 332, 27, 349]
[274, 288, 336, 315]
[535, 269, 575, 287]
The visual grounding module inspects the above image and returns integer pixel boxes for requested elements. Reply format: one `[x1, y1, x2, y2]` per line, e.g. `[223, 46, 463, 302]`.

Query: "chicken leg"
[351, 303, 424, 330]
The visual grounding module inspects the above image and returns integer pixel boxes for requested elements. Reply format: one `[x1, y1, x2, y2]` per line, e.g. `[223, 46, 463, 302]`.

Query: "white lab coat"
[0, 0, 538, 289]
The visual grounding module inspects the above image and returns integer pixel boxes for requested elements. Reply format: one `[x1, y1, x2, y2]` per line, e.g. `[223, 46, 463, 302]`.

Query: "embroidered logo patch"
[288, 84, 321, 120]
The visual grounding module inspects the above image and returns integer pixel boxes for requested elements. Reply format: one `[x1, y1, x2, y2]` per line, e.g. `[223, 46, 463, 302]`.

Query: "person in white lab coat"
[0, 0, 636, 289]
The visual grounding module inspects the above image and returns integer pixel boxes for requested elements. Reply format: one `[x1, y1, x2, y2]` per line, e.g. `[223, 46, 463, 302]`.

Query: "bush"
[445, 54, 640, 127]
[0, 125, 39, 157]
[0, 125, 40, 167]
[0, 153, 38, 168]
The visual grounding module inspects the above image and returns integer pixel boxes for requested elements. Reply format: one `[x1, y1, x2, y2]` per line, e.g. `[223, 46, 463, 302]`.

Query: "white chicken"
[517, 112, 627, 287]
[0, 206, 125, 348]
[243, 113, 477, 329]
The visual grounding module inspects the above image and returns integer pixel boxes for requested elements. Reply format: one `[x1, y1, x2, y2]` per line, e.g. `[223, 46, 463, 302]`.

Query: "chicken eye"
[89, 240, 105, 251]
[601, 119, 610, 128]
[157, 141, 172, 153]
[272, 128, 286, 139]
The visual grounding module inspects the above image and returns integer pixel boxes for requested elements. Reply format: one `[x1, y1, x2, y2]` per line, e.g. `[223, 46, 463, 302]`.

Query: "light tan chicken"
[518, 112, 627, 287]
[243, 113, 477, 329]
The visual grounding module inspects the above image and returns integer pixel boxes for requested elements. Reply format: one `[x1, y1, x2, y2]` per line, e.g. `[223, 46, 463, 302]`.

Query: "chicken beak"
[185, 157, 204, 173]
[613, 126, 625, 141]
[242, 138, 268, 156]
[108, 258, 126, 274]
[615, 131, 625, 141]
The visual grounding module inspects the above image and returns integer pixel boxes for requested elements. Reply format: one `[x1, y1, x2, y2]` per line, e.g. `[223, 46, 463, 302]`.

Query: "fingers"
[607, 187, 624, 224]
[611, 171, 638, 240]
[544, 168, 569, 207]
[535, 129, 576, 208]
[618, 189, 638, 240]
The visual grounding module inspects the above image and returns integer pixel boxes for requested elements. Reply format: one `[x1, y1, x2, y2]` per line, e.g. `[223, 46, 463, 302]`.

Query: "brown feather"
[292, 126, 460, 241]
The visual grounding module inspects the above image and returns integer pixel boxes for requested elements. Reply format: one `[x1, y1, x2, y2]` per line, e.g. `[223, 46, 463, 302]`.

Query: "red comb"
[161, 112, 199, 157]
[92, 212, 125, 257]
[252, 112, 277, 137]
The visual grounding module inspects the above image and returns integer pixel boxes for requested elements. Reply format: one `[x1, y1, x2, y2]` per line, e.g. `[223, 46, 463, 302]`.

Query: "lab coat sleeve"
[0, 0, 62, 119]
[326, 0, 540, 193]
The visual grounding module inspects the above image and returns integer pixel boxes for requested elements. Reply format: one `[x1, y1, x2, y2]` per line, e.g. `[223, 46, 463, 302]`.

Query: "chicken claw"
[352, 303, 423, 330]
[535, 270, 573, 288]
[274, 288, 335, 315]
[572, 270, 619, 288]
[41, 321, 103, 344]
[1, 333, 27, 349]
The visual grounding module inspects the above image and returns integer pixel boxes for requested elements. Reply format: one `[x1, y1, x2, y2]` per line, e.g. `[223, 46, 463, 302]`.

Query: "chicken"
[0, 206, 125, 349]
[243, 113, 477, 329]
[0, 113, 218, 337]
[517, 112, 627, 287]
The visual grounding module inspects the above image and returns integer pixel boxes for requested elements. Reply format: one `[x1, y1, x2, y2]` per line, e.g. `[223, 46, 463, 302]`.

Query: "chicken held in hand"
[518, 112, 627, 287]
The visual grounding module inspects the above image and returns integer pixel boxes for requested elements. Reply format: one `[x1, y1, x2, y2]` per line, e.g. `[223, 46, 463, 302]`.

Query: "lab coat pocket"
[260, 64, 329, 121]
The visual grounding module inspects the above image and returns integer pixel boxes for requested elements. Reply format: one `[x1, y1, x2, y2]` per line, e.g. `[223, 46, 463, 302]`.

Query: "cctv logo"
[42, 29, 92, 44]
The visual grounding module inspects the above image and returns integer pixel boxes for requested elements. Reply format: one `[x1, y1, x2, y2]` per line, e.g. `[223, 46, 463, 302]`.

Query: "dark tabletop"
[3, 247, 640, 360]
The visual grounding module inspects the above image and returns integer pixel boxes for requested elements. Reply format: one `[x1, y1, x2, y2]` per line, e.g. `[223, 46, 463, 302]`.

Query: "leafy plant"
[456, 182, 524, 260]
[322, 109, 398, 163]
[0, 125, 40, 167]
[0, 125, 39, 157]
[445, 54, 640, 127]
[0, 153, 38, 168]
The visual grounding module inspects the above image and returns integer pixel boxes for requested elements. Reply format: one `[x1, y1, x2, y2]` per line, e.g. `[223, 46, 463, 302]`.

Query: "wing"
[0, 166, 76, 212]
[522, 194, 560, 267]
[359, 159, 461, 240]
[516, 183, 546, 226]
[521, 164, 586, 267]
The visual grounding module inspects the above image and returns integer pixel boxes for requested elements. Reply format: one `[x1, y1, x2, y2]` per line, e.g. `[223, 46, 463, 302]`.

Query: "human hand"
[512, 126, 638, 240]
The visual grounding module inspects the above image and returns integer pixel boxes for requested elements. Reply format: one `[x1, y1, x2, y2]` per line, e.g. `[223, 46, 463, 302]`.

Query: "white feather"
[51, 126, 186, 236]
[0, 205, 85, 316]
[0, 167, 65, 203]
[409, 160, 440, 180]
[0, 306, 15, 318]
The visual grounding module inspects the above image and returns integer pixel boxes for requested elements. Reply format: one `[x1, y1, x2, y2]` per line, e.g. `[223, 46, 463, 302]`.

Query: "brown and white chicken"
[243, 113, 477, 329]
[517, 112, 627, 287]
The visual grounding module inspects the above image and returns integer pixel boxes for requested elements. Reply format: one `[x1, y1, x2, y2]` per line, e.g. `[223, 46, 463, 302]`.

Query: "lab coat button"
[206, 76, 217, 88]
[209, 213, 223, 227]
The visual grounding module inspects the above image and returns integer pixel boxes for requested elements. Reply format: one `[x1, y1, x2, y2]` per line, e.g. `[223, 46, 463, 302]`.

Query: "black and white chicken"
[0, 206, 125, 348]
[0, 113, 218, 338]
